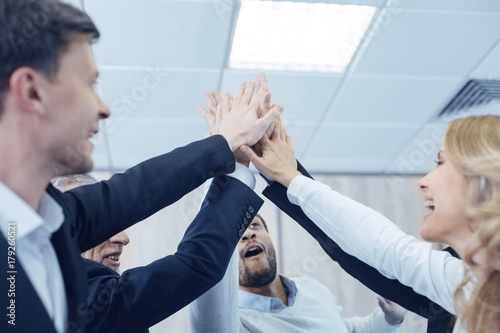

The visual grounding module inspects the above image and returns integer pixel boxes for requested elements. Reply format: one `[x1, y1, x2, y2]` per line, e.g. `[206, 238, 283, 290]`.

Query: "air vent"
[438, 79, 500, 117]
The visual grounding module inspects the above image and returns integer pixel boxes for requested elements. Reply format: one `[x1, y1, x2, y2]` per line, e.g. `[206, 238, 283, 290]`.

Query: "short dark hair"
[0, 0, 100, 116]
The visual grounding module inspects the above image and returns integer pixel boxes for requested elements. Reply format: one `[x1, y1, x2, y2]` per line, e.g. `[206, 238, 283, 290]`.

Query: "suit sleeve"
[58, 135, 236, 252]
[262, 162, 442, 318]
[84, 175, 263, 332]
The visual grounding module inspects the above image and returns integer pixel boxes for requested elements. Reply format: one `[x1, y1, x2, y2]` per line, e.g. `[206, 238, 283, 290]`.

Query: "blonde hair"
[445, 115, 500, 333]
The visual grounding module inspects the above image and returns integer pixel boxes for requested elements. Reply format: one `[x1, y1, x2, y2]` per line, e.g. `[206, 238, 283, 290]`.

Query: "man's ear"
[8, 67, 47, 116]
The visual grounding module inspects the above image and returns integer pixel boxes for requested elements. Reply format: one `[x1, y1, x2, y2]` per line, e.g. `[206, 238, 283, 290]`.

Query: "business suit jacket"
[1, 135, 259, 333]
[83, 176, 262, 332]
[261, 162, 456, 333]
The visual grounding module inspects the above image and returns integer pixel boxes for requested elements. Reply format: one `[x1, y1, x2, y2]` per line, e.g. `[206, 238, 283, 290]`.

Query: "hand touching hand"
[199, 90, 250, 167]
[240, 118, 301, 187]
[377, 296, 407, 325]
[199, 81, 283, 152]
[255, 72, 275, 139]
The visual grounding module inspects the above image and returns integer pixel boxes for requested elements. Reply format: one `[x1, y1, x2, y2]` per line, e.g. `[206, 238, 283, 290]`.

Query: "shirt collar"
[239, 275, 298, 313]
[0, 181, 64, 240]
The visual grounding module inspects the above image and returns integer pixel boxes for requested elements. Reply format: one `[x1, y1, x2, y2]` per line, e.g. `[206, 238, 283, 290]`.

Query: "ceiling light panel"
[229, 1, 376, 72]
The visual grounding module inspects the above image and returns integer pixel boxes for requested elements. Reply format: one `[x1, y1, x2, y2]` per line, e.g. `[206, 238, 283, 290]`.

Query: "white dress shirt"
[286, 175, 469, 333]
[0, 182, 67, 333]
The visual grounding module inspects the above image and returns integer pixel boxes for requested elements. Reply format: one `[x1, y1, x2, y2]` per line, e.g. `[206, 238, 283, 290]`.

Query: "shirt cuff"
[286, 174, 310, 205]
[374, 308, 403, 332]
[223, 136, 233, 152]
[227, 163, 256, 190]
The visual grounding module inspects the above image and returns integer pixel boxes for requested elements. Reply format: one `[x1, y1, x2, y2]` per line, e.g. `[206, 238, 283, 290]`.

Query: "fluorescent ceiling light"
[229, 1, 376, 72]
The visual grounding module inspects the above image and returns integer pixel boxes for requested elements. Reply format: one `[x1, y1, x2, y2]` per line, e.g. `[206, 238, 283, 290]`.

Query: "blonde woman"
[241, 115, 500, 333]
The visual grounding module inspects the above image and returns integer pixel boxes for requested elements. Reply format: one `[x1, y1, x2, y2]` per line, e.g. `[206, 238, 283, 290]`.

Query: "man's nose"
[109, 231, 129, 246]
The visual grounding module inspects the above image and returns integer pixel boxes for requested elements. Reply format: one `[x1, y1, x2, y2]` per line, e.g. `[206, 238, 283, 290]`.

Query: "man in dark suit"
[0, 1, 280, 332]
[53, 174, 131, 273]
[52, 174, 261, 333]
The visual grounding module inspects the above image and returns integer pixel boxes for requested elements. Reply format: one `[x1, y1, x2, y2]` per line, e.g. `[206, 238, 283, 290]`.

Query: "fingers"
[240, 80, 256, 106]
[222, 93, 231, 114]
[259, 92, 272, 117]
[285, 128, 292, 146]
[255, 72, 268, 93]
[279, 118, 287, 142]
[204, 92, 217, 114]
[250, 81, 268, 109]
[258, 105, 284, 140]
[211, 91, 223, 106]
[214, 98, 223, 133]
[198, 105, 214, 125]
[265, 103, 278, 138]
[240, 144, 261, 167]
[233, 82, 246, 106]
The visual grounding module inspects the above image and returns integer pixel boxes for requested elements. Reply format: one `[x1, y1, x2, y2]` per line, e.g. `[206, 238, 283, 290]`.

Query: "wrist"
[223, 134, 239, 152]
[279, 170, 301, 188]
[385, 314, 404, 326]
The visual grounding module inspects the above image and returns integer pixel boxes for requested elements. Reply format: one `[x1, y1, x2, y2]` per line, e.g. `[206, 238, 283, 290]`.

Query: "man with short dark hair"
[0, 1, 280, 332]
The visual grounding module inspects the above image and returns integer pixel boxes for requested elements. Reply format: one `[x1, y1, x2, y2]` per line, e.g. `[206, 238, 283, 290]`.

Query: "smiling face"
[238, 216, 277, 287]
[418, 148, 472, 249]
[39, 37, 110, 175]
[62, 181, 129, 271]
[81, 231, 130, 271]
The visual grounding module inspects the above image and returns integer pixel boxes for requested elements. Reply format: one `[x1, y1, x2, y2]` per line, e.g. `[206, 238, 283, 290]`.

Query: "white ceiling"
[71, 0, 500, 175]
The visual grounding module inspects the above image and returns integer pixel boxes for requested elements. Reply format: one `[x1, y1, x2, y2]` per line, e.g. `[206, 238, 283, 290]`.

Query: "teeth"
[425, 200, 435, 209]
[107, 255, 119, 261]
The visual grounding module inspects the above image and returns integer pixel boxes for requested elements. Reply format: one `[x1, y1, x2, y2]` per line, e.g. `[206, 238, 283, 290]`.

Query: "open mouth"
[103, 253, 121, 266]
[425, 200, 435, 211]
[244, 244, 264, 258]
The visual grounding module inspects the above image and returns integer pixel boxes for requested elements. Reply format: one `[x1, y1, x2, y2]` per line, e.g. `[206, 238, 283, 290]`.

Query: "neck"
[239, 274, 288, 306]
[448, 239, 468, 259]
[0, 120, 52, 210]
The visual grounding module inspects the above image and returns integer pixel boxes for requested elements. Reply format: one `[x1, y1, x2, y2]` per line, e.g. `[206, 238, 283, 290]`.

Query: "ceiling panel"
[105, 119, 210, 170]
[221, 70, 343, 122]
[280, 123, 318, 159]
[302, 123, 420, 173]
[328, 76, 463, 122]
[98, 68, 220, 119]
[353, 11, 500, 76]
[84, 0, 233, 68]
[471, 40, 500, 79]
[271, 0, 385, 5]
[399, 0, 500, 12]
[384, 122, 446, 176]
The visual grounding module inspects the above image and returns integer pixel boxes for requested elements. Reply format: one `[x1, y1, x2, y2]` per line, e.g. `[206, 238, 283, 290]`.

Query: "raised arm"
[83, 176, 262, 332]
[242, 120, 464, 314]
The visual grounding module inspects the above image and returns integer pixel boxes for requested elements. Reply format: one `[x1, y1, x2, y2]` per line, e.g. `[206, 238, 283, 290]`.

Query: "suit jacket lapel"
[0, 232, 56, 332]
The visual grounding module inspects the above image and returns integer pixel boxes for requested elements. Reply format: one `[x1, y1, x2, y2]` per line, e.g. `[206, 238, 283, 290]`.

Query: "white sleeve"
[342, 307, 401, 333]
[188, 166, 251, 333]
[286, 175, 464, 314]
[189, 249, 245, 333]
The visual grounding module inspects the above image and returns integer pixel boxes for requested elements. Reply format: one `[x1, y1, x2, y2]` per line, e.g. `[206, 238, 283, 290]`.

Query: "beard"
[239, 244, 277, 288]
